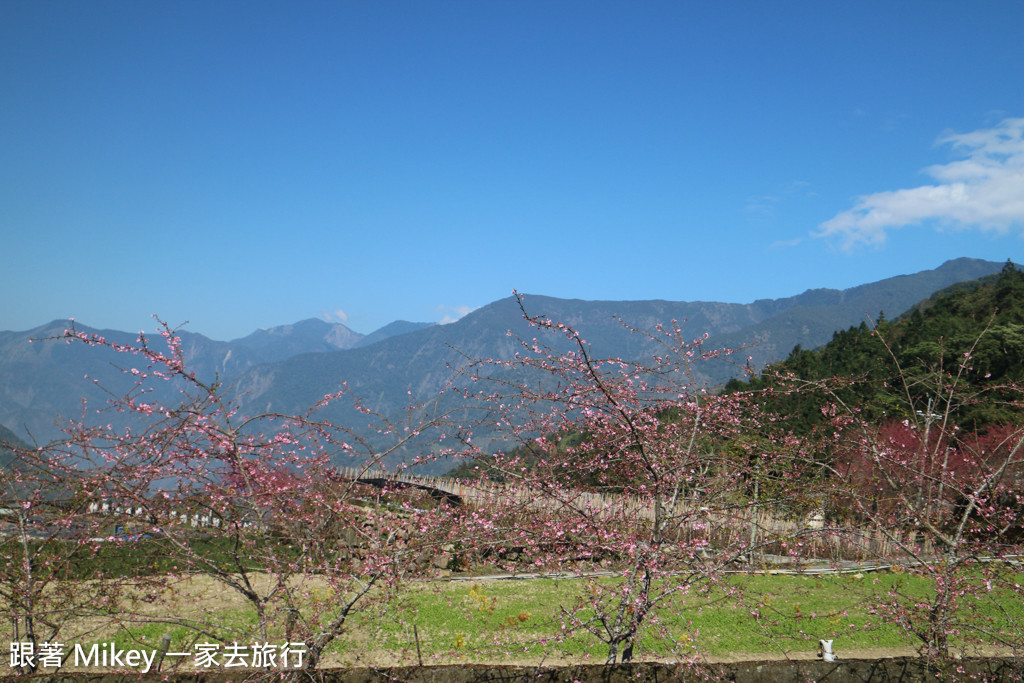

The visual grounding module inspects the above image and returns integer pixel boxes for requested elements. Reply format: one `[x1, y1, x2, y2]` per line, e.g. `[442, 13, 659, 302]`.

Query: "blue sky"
[2, 1, 1023, 340]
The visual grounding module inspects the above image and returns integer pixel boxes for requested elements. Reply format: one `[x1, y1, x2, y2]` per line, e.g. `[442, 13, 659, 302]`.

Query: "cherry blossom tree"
[1, 431, 147, 674]
[15, 302, 1022, 675]
[812, 327, 1024, 670]
[454, 294, 811, 663]
[3, 320, 463, 673]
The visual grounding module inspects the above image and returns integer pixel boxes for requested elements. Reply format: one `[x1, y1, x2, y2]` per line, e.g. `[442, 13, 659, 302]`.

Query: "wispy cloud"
[745, 180, 815, 218]
[744, 196, 780, 217]
[816, 117, 1024, 250]
[435, 304, 475, 325]
[770, 237, 803, 248]
[320, 308, 349, 324]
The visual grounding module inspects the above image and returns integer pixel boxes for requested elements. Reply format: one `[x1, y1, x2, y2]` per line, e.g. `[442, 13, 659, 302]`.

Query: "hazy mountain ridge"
[227, 258, 1008, 471]
[0, 258, 1008, 454]
[725, 260, 1024, 435]
[231, 318, 365, 356]
[356, 321, 436, 348]
[0, 423, 29, 468]
[0, 316, 428, 443]
[710, 259, 1013, 371]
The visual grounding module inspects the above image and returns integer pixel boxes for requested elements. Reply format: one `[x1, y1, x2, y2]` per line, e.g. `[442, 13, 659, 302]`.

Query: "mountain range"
[0, 258, 1009, 470]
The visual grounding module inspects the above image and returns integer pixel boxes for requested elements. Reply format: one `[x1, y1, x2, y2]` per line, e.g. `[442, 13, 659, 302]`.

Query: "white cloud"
[321, 308, 349, 324]
[816, 117, 1024, 250]
[435, 304, 475, 325]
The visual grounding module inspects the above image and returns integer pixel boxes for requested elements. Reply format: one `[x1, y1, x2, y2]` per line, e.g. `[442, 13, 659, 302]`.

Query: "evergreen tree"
[729, 268, 1024, 434]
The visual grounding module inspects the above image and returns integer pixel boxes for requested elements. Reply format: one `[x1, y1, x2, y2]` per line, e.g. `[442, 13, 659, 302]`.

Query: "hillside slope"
[0, 258, 1008, 458]
[727, 260, 1024, 433]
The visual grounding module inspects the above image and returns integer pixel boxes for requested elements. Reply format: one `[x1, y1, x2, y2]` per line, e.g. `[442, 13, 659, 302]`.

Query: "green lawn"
[335, 570, 1024, 664]
[36, 568, 1024, 668]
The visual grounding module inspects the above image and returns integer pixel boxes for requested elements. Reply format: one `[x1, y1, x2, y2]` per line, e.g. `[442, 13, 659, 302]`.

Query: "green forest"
[725, 260, 1024, 434]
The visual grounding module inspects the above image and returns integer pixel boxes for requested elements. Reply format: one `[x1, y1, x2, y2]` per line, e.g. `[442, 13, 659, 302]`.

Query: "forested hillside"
[725, 260, 1024, 433]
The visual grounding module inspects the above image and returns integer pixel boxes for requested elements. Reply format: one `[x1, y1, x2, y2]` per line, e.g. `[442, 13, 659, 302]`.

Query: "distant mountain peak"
[357, 321, 436, 348]
[232, 318, 363, 352]
[0, 258, 1010, 457]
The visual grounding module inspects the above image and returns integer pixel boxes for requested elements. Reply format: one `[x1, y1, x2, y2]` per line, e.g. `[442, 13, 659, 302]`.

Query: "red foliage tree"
[815, 327, 1024, 667]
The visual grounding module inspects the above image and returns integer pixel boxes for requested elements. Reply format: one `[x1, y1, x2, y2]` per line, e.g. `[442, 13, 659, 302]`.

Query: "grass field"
[361, 571, 1010, 664]
[47, 568, 1020, 669]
